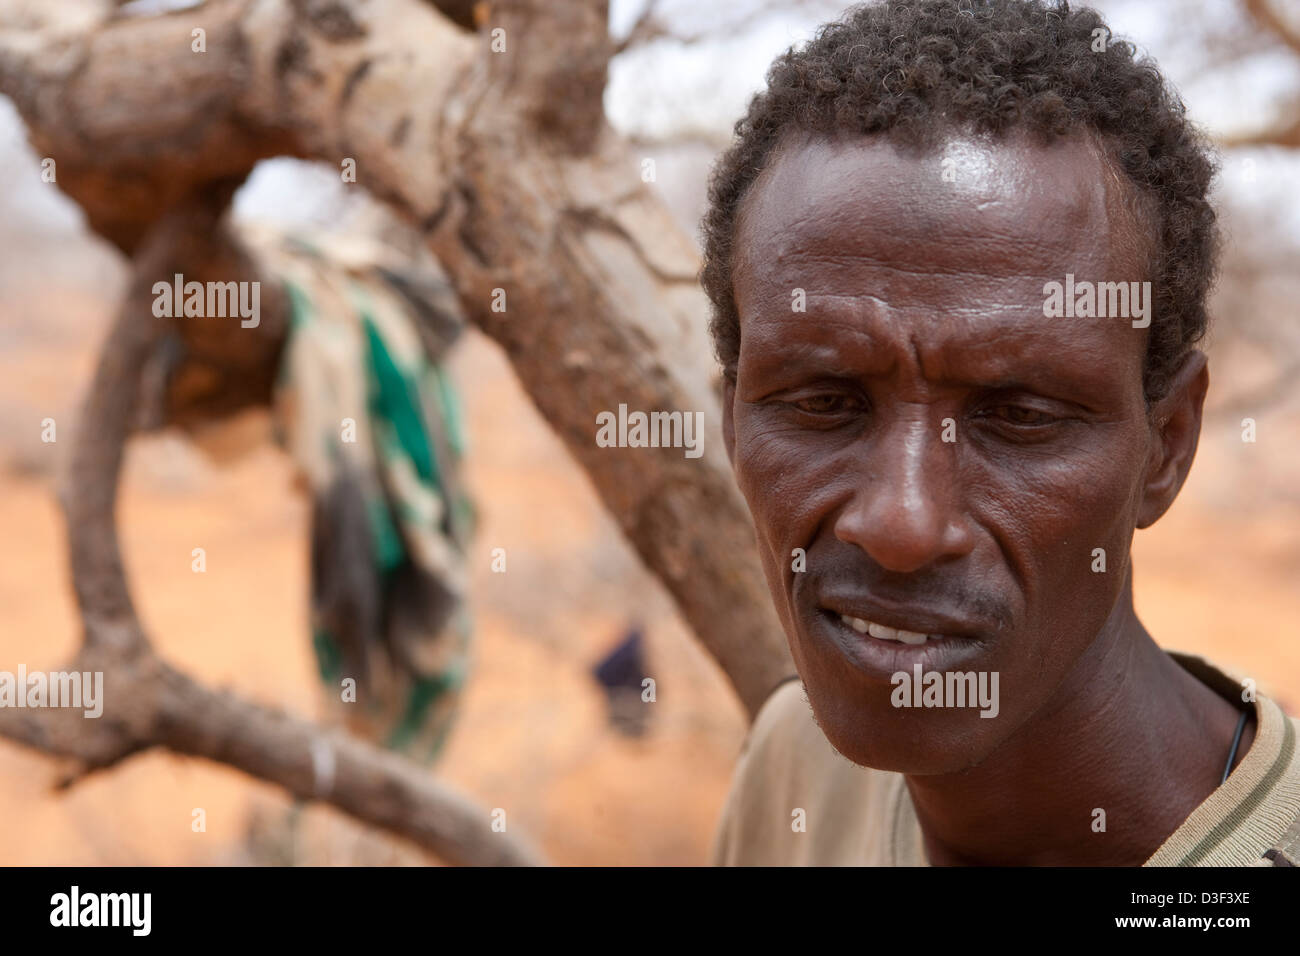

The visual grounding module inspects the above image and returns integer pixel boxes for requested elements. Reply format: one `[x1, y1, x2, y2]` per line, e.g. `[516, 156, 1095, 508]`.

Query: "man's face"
[725, 131, 1160, 774]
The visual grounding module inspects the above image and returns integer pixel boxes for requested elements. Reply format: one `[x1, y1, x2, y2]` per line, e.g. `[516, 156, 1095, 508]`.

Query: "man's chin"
[803, 685, 1006, 776]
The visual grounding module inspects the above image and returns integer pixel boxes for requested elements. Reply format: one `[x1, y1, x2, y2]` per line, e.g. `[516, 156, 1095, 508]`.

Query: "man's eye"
[790, 394, 859, 415]
[988, 405, 1057, 427]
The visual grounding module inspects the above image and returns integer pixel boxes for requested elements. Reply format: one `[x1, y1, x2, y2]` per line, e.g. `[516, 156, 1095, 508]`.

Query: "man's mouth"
[819, 597, 984, 643]
[836, 613, 943, 645]
[813, 602, 995, 682]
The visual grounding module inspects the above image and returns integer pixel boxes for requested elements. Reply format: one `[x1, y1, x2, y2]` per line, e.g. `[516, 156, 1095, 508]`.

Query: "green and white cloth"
[257, 228, 475, 765]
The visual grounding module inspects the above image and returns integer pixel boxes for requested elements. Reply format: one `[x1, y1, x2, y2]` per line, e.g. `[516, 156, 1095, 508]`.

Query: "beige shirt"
[713, 652, 1300, 866]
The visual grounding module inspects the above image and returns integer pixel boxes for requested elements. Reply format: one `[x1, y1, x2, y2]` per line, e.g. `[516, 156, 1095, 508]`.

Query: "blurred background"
[0, 0, 1298, 865]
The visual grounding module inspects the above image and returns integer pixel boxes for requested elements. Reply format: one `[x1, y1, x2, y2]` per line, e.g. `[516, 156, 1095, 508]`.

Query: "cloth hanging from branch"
[257, 228, 476, 765]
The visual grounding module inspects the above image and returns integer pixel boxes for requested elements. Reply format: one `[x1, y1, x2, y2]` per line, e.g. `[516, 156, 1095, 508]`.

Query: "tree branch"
[0, 193, 544, 866]
[1242, 0, 1300, 58]
[612, 0, 665, 56]
[0, 643, 543, 865]
[1219, 111, 1300, 148]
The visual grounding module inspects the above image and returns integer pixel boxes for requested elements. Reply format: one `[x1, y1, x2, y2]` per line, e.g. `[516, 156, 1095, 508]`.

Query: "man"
[701, 0, 1299, 866]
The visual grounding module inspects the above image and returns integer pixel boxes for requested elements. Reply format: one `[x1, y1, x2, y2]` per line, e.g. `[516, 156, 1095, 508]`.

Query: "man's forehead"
[733, 129, 1132, 300]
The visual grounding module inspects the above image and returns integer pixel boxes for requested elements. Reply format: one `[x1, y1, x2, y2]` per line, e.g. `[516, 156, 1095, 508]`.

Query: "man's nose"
[832, 416, 975, 573]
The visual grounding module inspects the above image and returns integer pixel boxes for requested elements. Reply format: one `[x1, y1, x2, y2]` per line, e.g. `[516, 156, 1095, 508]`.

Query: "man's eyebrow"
[774, 251, 1059, 284]
[963, 377, 1101, 404]
[741, 337, 1118, 400]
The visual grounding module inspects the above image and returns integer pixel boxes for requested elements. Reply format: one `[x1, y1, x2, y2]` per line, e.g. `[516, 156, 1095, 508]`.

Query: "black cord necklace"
[1222, 709, 1250, 785]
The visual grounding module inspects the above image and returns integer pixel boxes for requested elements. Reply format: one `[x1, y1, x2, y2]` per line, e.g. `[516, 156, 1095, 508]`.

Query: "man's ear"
[722, 375, 737, 470]
[1137, 350, 1209, 530]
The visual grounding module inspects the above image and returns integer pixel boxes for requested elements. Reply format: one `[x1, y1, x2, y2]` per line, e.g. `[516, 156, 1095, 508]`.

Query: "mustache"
[800, 553, 1014, 632]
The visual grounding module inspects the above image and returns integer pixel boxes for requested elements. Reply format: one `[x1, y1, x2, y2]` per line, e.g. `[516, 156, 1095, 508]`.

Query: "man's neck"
[903, 576, 1255, 866]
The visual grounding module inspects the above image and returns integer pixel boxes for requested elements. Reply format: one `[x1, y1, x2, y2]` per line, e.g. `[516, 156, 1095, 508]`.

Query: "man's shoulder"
[712, 678, 902, 865]
[1153, 651, 1300, 866]
[735, 677, 846, 776]
[740, 677, 824, 760]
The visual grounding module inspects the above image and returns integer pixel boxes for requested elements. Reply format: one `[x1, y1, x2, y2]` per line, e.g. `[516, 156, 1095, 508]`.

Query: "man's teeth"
[839, 614, 937, 644]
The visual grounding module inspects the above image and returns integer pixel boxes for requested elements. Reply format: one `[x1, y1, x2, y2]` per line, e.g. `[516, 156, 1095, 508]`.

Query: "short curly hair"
[700, 0, 1221, 402]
